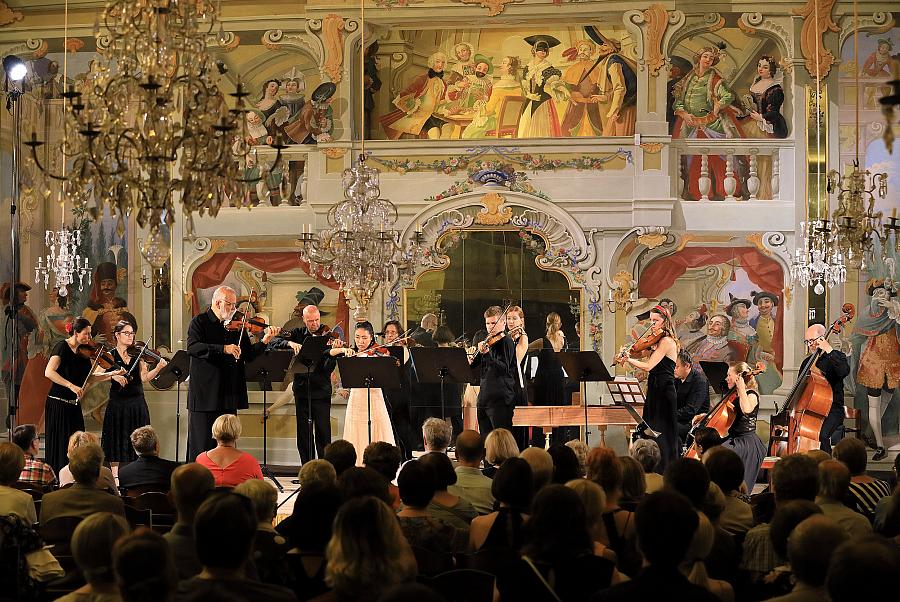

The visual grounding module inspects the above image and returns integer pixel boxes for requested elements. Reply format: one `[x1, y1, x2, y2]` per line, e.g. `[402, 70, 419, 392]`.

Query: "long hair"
[729, 361, 759, 391]
[545, 312, 564, 348]
[650, 306, 681, 350]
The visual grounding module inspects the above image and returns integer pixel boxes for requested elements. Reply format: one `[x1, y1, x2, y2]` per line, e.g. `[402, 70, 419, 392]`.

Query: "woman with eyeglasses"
[101, 319, 168, 467]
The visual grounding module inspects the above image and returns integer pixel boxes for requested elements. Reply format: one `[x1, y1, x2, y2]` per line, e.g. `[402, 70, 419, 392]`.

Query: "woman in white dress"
[331, 321, 396, 462]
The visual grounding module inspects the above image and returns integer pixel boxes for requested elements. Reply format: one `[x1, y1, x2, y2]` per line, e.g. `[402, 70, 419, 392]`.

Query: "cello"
[768, 303, 855, 457]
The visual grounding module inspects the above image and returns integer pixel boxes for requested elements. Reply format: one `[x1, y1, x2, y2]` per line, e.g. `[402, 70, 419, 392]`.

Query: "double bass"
[768, 303, 855, 457]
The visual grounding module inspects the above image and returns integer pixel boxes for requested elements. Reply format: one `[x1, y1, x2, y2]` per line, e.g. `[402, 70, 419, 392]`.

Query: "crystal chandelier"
[298, 154, 427, 320]
[828, 163, 888, 269]
[34, 227, 92, 297]
[790, 219, 847, 295]
[24, 0, 281, 247]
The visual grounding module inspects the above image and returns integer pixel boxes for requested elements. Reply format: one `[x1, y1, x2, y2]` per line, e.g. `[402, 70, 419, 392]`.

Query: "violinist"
[615, 305, 679, 471]
[382, 320, 415, 459]
[506, 307, 531, 448]
[329, 321, 396, 461]
[800, 323, 850, 453]
[470, 306, 519, 436]
[43, 316, 124, 473]
[186, 286, 281, 461]
[266, 304, 340, 464]
[100, 320, 168, 468]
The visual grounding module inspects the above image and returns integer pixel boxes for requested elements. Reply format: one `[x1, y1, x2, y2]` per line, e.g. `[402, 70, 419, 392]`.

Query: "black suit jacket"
[676, 366, 711, 425]
[799, 349, 850, 411]
[268, 327, 337, 400]
[117, 455, 179, 491]
[187, 308, 267, 412]
[471, 335, 518, 408]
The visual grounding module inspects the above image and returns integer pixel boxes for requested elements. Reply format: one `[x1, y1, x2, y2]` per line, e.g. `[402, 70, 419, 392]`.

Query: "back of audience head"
[771, 453, 818, 502]
[818, 459, 851, 501]
[211, 413, 242, 445]
[702, 482, 726, 524]
[130, 425, 159, 457]
[682, 510, 715, 571]
[422, 417, 452, 452]
[418, 451, 457, 491]
[11, 423, 37, 454]
[827, 535, 900, 600]
[629, 438, 660, 475]
[787, 515, 847, 588]
[805, 449, 831, 465]
[114, 527, 176, 602]
[882, 486, 900, 538]
[298, 458, 337, 488]
[523, 484, 593, 561]
[67, 430, 100, 456]
[455, 430, 485, 467]
[693, 427, 723, 455]
[664, 457, 710, 509]
[397, 459, 435, 509]
[326, 496, 416, 598]
[566, 479, 606, 534]
[703, 446, 745, 494]
[565, 439, 588, 477]
[769, 499, 822, 561]
[72, 512, 131, 588]
[586, 446, 623, 498]
[339, 466, 392, 505]
[288, 481, 342, 551]
[363, 441, 402, 484]
[492, 457, 533, 510]
[70, 443, 105, 485]
[0, 441, 25, 486]
[233, 478, 278, 524]
[619, 455, 647, 501]
[170, 463, 215, 523]
[194, 491, 257, 572]
[485, 428, 519, 466]
[547, 444, 581, 484]
[831, 437, 868, 476]
[324, 439, 357, 476]
[635, 490, 699, 568]
[520, 447, 553, 493]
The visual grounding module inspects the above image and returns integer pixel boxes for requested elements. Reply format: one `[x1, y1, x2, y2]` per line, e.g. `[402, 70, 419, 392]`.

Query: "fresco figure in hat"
[725, 294, 756, 349]
[462, 56, 522, 139]
[446, 54, 493, 114]
[518, 35, 568, 138]
[2, 282, 39, 423]
[748, 290, 782, 394]
[284, 82, 337, 144]
[381, 52, 449, 140]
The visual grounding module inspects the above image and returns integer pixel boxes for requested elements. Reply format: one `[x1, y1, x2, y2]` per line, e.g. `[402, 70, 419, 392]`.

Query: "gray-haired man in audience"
[447, 430, 495, 514]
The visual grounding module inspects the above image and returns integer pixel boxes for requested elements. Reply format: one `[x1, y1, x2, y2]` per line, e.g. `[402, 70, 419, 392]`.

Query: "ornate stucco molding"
[309, 14, 354, 83]
[262, 29, 325, 68]
[0, 38, 47, 60]
[738, 13, 796, 71]
[449, 0, 524, 17]
[0, 1, 23, 27]
[667, 13, 726, 52]
[792, 0, 839, 81]
[838, 11, 894, 48]
[624, 4, 684, 76]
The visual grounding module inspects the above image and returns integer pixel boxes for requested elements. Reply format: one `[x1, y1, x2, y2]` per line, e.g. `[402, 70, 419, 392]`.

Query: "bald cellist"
[800, 323, 850, 452]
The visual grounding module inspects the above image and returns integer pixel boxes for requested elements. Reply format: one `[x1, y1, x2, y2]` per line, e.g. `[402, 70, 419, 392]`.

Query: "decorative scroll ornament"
[637, 227, 667, 250]
[262, 29, 324, 65]
[450, 0, 524, 17]
[0, 1, 23, 27]
[320, 14, 347, 83]
[474, 192, 513, 225]
[641, 4, 670, 76]
[323, 147, 348, 159]
[667, 13, 725, 50]
[737, 13, 795, 72]
[792, 0, 839, 81]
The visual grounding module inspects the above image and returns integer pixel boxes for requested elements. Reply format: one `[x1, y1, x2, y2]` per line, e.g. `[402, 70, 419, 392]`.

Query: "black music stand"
[699, 361, 730, 396]
[409, 347, 477, 421]
[557, 351, 614, 445]
[337, 356, 400, 445]
[606, 377, 661, 440]
[245, 350, 294, 492]
[153, 351, 190, 462]
[289, 335, 332, 462]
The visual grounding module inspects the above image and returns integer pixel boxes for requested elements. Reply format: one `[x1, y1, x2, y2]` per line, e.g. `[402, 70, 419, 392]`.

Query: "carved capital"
[474, 192, 513, 225]
[792, 0, 839, 81]
[838, 11, 895, 48]
[450, 0, 524, 17]
[262, 29, 324, 66]
[0, 1, 23, 27]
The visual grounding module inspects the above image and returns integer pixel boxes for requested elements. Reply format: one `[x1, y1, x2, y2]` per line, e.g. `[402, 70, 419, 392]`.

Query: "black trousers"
[187, 409, 228, 462]
[295, 395, 332, 465]
[388, 394, 415, 459]
[819, 406, 846, 453]
[477, 404, 514, 438]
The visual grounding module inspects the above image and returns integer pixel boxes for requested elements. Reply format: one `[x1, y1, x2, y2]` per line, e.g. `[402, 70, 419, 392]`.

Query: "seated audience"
[565, 439, 589, 477]
[447, 430, 495, 514]
[298, 459, 337, 488]
[483, 428, 519, 478]
[58, 511, 131, 602]
[337, 467, 392, 505]
[805, 449, 831, 465]
[13, 423, 57, 488]
[873, 453, 900, 533]
[498, 485, 617, 601]
[419, 451, 477, 529]
[422, 417, 452, 454]
[565, 478, 618, 562]
[816, 459, 872, 537]
[826, 535, 900, 601]
[363, 442, 402, 509]
[164, 463, 215, 580]
[323, 440, 357, 477]
[234, 478, 290, 585]
[117, 426, 179, 494]
[113, 528, 177, 602]
[629, 439, 663, 492]
[282, 481, 342, 601]
[591, 491, 720, 602]
[176, 491, 297, 601]
[319, 496, 417, 602]
[756, 500, 823, 600]
[702, 447, 753, 536]
[692, 427, 723, 458]
[520, 446, 554, 495]
[0, 441, 37, 524]
[41, 444, 125, 523]
[396, 459, 467, 554]
[470, 457, 533, 551]
[766, 515, 846, 602]
[618, 455, 647, 512]
[547, 444, 581, 484]
[195, 414, 263, 488]
[586, 446, 640, 576]
[680, 511, 734, 602]
[59, 431, 118, 495]
[832, 437, 892, 520]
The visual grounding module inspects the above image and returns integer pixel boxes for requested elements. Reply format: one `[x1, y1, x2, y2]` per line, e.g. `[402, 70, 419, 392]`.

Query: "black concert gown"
[644, 356, 679, 472]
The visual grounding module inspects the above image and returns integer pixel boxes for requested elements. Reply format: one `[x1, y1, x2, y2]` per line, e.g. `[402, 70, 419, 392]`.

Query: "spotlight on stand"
[3, 55, 26, 82]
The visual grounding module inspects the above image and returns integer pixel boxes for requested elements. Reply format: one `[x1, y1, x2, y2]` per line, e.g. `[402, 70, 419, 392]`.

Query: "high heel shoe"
[873, 446, 887, 461]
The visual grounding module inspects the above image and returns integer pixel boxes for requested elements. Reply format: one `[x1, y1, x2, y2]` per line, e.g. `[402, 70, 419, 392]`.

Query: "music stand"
[244, 350, 294, 492]
[153, 351, 190, 462]
[557, 351, 614, 445]
[337, 356, 400, 445]
[409, 347, 477, 422]
[699, 361, 730, 395]
[606, 377, 661, 440]
[288, 335, 332, 462]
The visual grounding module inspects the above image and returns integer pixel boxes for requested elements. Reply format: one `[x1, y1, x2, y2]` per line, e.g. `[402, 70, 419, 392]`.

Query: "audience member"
[566, 478, 617, 562]
[629, 439, 662, 492]
[590, 491, 720, 602]
[422, 418, 452, 454]
[337, 466, 392, 505]
[873, 453, 900, 533]
[282, 481, 342, 600]
[164, 463, 215, 580]
[483, 428, 519, 478]
[319, 496, 417, 602]
[816, 459, 872, 537]
[419, 451, 477, 529]
[447, 430, 495, 514]
[58, 431, 118, 495]
[13, 423, 57, 488]
[692, 427, 723, 458]
[804, 449, 831, 465]
[117, 426, 179, 493]
[832, 437, 892, 520]
[323, 440, 357, 476]
[826, 535, 900, 601]
[298, 459, 337, 489]
[547, 444, 581, 484]
[234, 478, 290, 585]
[565, 439, 588, 477]
[195, 414, 263, 488]
[520, 447, 553, 494]
[586, 446, 640, 576]
[702, 447, 753, 535]
[176, 491, 297, 601]
[470, 457, 533, 551]
[0, 441, 36, 524]
[57, 512, 131, 602]
[680, 511, 734, 602]
[114, 528, 177, 602]
[755, 500, 824, 600]
[363, 442, 402, 509]
[396, 459, 467, 556]
[41, 444, 125, 523]
[766, 515, 846, 602]
[618, 455, 647, 512]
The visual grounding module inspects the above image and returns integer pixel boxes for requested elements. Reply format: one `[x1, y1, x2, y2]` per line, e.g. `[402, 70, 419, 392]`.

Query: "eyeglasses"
[221, 300, 237, 309]
[804, 336, 824, 345]
[119, 331, 135, 336]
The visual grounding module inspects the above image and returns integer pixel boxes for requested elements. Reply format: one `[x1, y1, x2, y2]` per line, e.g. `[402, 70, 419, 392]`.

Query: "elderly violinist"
[186, 286, 280, 461]
[469, 306, 520, 436]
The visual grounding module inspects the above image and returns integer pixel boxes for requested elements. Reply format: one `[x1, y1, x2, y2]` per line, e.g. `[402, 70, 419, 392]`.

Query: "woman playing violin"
[506, 306, 531, 449]
[43, 316, 124, 473]
[330, 321, 396, 462]
[101, 320, 169, 467]
[615, 305, 680, 471]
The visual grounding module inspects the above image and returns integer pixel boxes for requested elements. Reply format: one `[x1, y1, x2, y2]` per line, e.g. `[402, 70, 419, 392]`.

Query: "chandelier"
[828, 163, 888, 268]
[24, 0, 281, 250]
[34, 227, 92, 296]
[298, 154, 427, 320]
[790, 219, 846, 295]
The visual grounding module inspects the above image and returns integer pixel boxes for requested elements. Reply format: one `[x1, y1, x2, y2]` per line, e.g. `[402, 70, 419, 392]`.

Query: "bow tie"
[428, 69, 444, 79]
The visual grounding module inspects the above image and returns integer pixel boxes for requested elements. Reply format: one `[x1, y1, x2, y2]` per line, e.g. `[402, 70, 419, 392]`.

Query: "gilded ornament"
[65, 38, 84, 53]
[640, 143, 664, 154]
[322, 147, 348, 159]
[450, 0, 524, 17]
[474, 192, 513, 225]
[637, 231, 667, 249]
[0, 1, 23, 27]
[792, 0, 839, 80]
[322, 14, 346, 83]
[745, 232, 773, 256]
[642, 4, 670, 76]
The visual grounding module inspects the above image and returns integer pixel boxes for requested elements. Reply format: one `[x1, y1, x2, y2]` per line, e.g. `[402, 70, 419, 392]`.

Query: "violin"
[344, 344, 402, 366]
[612, 323, 666, 367]
[483, 325, 524, 348]
[76, 343, 119, 371]
[125, 341, 170, 367]
[312, 324, 345, 346]
[224, 311, 271, 335]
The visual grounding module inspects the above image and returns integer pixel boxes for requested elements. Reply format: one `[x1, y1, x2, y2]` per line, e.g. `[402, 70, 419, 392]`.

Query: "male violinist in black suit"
[469, 306, 518, 436]
[186, 286, 280, 461]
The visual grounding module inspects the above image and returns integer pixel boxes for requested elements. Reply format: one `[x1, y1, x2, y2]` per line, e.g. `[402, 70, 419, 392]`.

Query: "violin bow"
[77, 343, 109, 403]
[611, 321, 656, 368]
[125, 335, 152, 377]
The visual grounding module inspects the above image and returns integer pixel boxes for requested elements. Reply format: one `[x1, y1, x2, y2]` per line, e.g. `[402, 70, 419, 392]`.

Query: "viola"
[224, 311, 271, 335]
[125, 341, 170, 367]
[76, 343, 119, 371]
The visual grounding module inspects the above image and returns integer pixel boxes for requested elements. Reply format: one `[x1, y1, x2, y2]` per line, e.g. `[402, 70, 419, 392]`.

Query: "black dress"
[531, 337, 575, 445]
[725, 390, 766, 491]
[644, 355, 678, 472]
[44, 340, 89, 473]
[101, 349, 151, 463]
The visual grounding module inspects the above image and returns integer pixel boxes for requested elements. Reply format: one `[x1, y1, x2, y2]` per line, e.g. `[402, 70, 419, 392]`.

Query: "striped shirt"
[848, 479, 892, 520]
